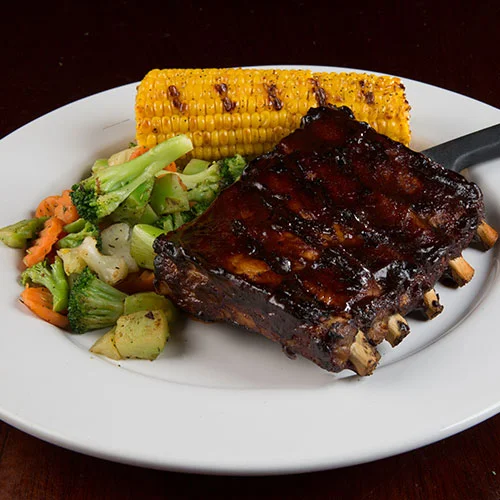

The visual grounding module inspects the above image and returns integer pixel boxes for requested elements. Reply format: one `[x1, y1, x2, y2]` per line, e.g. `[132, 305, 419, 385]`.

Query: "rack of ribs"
[153, 106, 498, 376]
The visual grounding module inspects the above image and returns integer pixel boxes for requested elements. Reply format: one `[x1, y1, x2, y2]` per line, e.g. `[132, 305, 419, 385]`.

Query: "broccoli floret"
[175, 162, 222, 206]
[189, 200, 212, 217]
[150, 174, 190, 215]
[182, 158, 210, 175]
[0, 217, 48, 249]
[21, 256, 69, 312]
[106, 178, 155, 225]
[167, 154, 247, 214]
[57, 218, 100, 249]
[155, 211, 195, 233]
[137, 204, 159, 225]
[71, 135, 193, 223]
[67, 267, 128, 334]
[218, 154, 247, 188]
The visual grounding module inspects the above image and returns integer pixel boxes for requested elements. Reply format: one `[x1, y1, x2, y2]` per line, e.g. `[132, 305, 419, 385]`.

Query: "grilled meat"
[154, 106, 495, 375]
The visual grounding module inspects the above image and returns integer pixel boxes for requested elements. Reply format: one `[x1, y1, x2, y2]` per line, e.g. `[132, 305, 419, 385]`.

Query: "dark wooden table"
[2, 2, 500, 498]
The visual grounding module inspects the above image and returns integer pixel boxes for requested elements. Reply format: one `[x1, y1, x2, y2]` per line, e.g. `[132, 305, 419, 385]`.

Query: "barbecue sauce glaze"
[154, 106, 483, 372]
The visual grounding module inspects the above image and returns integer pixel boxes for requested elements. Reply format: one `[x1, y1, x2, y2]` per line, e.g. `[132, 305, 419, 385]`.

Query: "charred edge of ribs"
[154, 246, 359, 372]
[154, 105, 493, 375]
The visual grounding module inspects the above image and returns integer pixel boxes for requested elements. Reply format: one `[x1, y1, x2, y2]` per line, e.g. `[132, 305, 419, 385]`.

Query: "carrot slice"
[20, 286, 69, 329]
[164, 161, 177, 172]
[23, 216, 65, 267]
[129, 145, 149, 160]
[136, 270, 155, 290]
[35, 195, 60, 218]
[115, 270, 156, 294]
[35, 190, 79, 223]
[54, 189, 79, 224]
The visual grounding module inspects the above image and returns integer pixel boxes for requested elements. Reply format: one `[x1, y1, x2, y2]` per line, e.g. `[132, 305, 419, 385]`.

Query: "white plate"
[0, 65, 499, 476]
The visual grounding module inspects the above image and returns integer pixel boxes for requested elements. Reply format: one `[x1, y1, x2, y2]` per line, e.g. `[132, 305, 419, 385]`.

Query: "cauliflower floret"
[57, 247, 87, 275]
[101, 223, 139, 273]
[57, 236, 128, 285]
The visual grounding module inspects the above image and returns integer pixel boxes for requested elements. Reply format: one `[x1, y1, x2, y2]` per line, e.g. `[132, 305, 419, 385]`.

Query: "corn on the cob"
[135, 68, 411, 161]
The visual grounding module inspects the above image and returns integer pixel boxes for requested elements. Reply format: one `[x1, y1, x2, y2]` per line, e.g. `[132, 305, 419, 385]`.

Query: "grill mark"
[311, 163, 444, 261]
[168, 85, 187, 113]
[214, 83, 227, 95]
[231, 185, 379, 315]
[173, 98, 187, 112]
[243, 166, 364, 273]
[233, 188, 319, 273]
[358, 80, 375, 104]
[168, 85, 180, 97]
[261, 163, 432, 319]
[265, 83, 283, 111]
[363, 91, 375, 104]
[344, 141, 471, 249]
[240, 185, 324, 265]
[214, 83, 236, 112]
[222, 96, 236, 112]
[246, 158, 351, 249]
[311, 78, 328, 107]
[246, 149, 446, 283]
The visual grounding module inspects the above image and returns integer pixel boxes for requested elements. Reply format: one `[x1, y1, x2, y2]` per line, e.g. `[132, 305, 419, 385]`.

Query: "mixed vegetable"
[0, 134, 247, 360]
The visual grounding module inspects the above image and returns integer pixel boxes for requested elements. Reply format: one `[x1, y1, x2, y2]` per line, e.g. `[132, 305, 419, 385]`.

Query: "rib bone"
[423, 289, 444, 319]
[386, 314, 410, 347]
[349, 331, 380, 376]
[449, 256, 474, 286]
[477, 220, 498, 249]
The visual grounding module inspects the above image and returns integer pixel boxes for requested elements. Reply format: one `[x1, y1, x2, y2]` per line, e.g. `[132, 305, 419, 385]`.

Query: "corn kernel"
[223, 113, 232, 130]
[241, 113, 251, 129]
[227, 130, 236, 146]
[235, 129, 243, 144]
[231, 114, 241, 130]
[161, 116, 171, 133]
[214, 113, 222, 130]
[170, 115, 179, 133]
[251, 112, 261, 129]
[219, 129, 228, 146]
[179, 116, 189, 133]
[192, 131, 203, 147]
[202, 131, 211, 146]
[242, 128, 252, 145]
[205, 115, 215, 132]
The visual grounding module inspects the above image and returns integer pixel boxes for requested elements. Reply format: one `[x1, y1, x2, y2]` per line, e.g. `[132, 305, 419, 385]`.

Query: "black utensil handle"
[421, 123, 500, 172]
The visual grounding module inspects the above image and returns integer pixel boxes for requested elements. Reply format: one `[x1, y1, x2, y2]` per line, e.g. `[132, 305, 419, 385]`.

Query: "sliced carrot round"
[23, 216, 65, 268]
[20, 286, 69, 329]
[54, 189, 79, 224]
[35, 195, 60, 218]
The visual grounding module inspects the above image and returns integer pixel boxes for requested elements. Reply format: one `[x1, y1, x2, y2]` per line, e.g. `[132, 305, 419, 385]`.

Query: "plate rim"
[1, 64, 500, 476]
